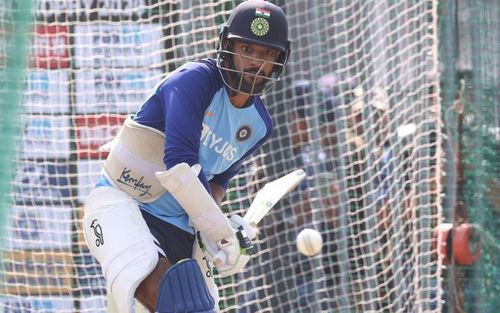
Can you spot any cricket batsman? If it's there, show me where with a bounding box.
[82,1,291,312]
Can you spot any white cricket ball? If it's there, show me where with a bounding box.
[296,228,323,256]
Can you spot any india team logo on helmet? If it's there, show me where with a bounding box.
[251,17,270,37]
[217,0,291,96]
[251,7,272,36]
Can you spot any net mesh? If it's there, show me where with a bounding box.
[0,1,442,312]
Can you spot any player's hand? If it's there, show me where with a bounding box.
[228,214,257,240]
[197,215,256,277]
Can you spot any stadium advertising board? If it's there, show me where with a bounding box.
[74,24,163,68]
[79,297,107,313]
[74,252,107,296]
[74,114,126,159]
[0,297,74,312]
[31,24,70,69]
[1,250,73,295]
[21,115,71,159]
[75,206,86,247]
[5,205,72,250]
[73,206,107,295]
[75,160,105,203]
[23,70,70,114]
[12,159,72,205]
[74,69,161,113]
[35,0,151,22]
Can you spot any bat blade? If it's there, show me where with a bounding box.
[244,169,306,227]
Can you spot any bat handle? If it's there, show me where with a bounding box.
[247,222,258,240]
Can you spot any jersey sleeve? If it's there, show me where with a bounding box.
[155,63,220,190]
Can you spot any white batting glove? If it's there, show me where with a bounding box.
[197,215,256,277]
[228,214,257,240]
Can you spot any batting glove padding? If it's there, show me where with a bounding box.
[197,216,256,277]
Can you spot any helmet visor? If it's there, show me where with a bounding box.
[216,47,287,96]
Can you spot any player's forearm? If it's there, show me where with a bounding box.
[155,163,234,242]
[209,182,225,205]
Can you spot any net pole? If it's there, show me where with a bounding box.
[467,1,487,310]
[0,0,32,246]
[440,1,460,310]
[441,0,459,221]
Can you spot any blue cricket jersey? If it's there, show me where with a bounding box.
[98,58,273,233]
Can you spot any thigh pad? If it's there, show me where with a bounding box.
[83,186,159,313]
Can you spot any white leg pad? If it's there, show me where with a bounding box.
[155,163,233,243]
[83,186,158,313]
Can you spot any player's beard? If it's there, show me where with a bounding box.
[229,68,269,95]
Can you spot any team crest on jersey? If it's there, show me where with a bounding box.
[236,125,252,142]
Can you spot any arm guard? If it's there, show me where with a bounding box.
[155,162,233,243]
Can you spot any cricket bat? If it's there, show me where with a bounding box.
[244,169,306,228]
[211,169,306,267]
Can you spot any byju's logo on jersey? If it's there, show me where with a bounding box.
[236,125,252,142]
[201,124,238,162]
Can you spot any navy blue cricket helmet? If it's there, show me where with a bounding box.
[217,0,291,96]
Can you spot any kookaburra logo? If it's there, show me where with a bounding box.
[196,231,213,278]
[90,219,104,247]
[202,256,213,278]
